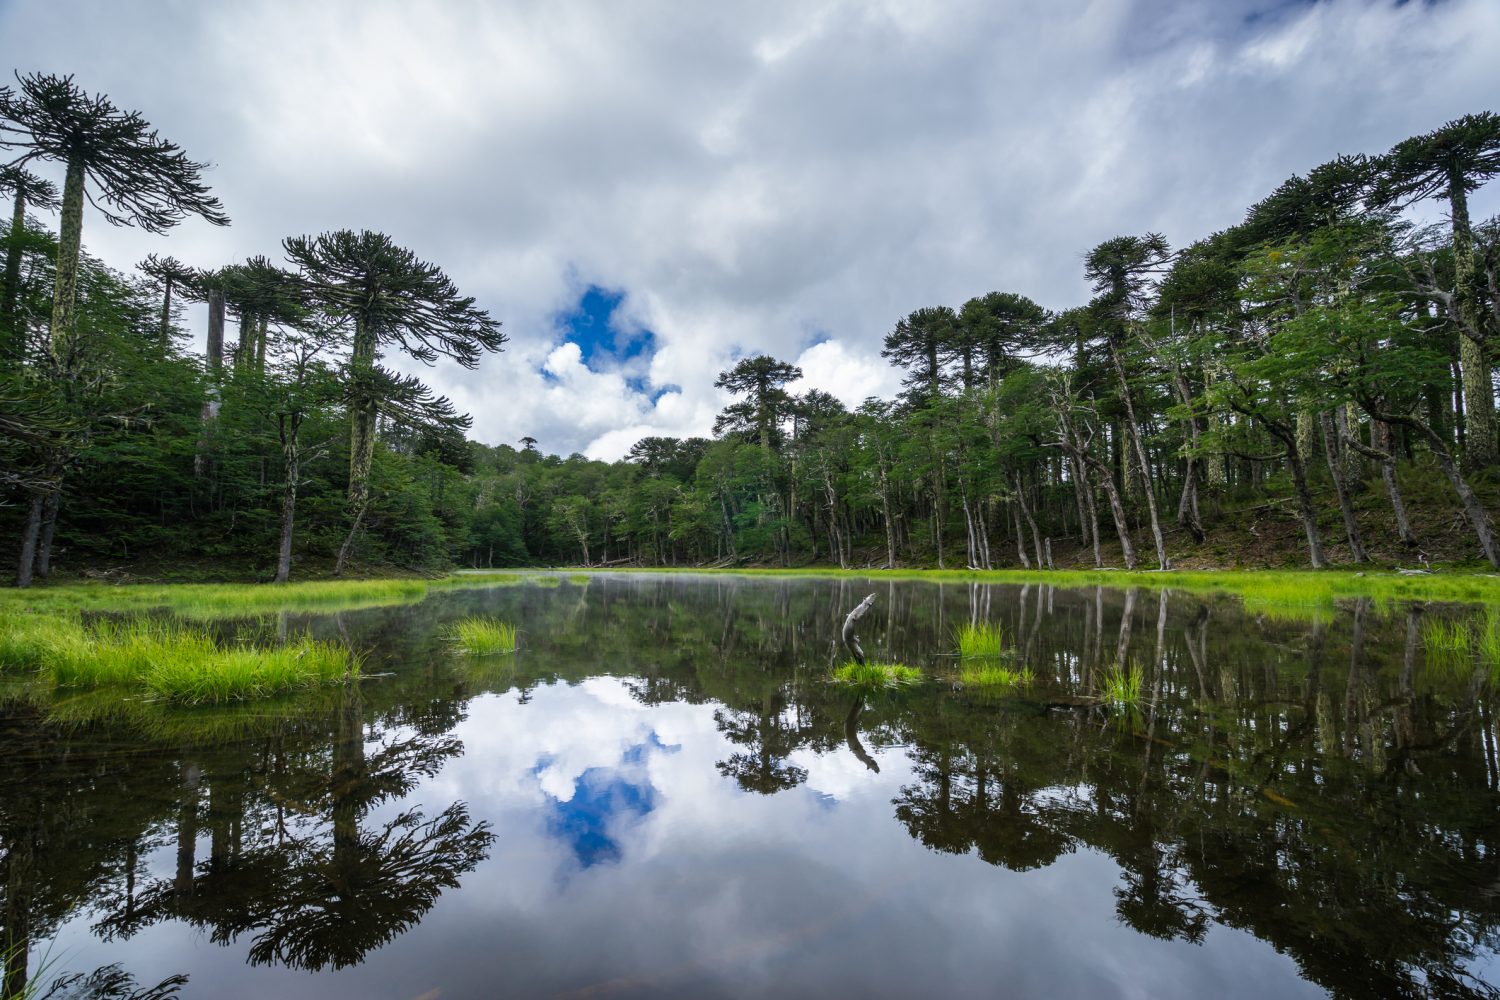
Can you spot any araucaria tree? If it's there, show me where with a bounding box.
[0,163,60,360]
[282,229,504,574]
[0,73,229,366]
[1371,112,1500,470]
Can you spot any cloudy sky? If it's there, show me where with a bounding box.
[3,0,1498,459]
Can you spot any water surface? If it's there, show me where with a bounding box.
[4,574,1499,999]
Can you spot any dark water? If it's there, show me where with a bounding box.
[4,574,1500,999]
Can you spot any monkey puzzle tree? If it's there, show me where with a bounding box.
[1371,113,1500,469]
[282,229,504,574]
[0,164,59,360]
[712,354,803,451]
[137,252,195,347]
[882,305,956,404]
[0,73,229,367]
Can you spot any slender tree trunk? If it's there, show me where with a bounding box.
[14,493,42,588]
[1011,500,1031,569]
[1451,183,1496,469]
[1377,421,1416,548]
[35,491,58,579]
[1087,453,1138,570]
[159,277,174,346]
[1320,410,1367,562]
[48,157,85,364]
[1110,342,1169,568]
[339,318,378,576]
[275,415,301,583]
[1,186,25,363]
[1286,446,1328,568]
[1014,474,1045,568]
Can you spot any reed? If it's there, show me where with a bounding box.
[443,617,519,655]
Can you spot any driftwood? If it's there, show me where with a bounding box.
[842,593,877,664]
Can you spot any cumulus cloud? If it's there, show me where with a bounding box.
[3,0,1498,459]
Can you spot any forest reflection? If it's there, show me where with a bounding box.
[3,574,1498,999]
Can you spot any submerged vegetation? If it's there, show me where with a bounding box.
[0,610,353,703]
[443,617,519,656]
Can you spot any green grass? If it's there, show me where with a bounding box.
[1099,667,1143,706]
[442,617,519,655]
[960,663,1033,690]
[1422,612,1500,680]
[527,574,562,587]
[567,574,592,585]
[0,610,355,703]
[831,660,922,689]
[956,622,1009,660]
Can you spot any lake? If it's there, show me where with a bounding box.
[3,573,1498,999]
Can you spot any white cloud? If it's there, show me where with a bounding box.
[4,0,1498,459]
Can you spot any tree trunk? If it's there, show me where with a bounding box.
[1,185,24,363]
[1011,500,1031,569]
[48,156,86,365]
[1110,343,1169,568]
[1320,410,1367,562]
[1286,446,1328,569]
[1451,183,1496,469]
[276,415,300,583]
[14,493,42,588]
[1087,453,1138,570]
[35,490,58,579]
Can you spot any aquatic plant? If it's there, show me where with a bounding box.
[959,663,1032,690]
[832,660,922,689]
[527,574,563,587]
[443,617,519,656]
[955,622,1009,660]
[567,574,592,586]
[1099,667,1143,706]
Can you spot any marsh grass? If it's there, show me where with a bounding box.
[1,611,355,703]
[443,617,519,656]
[1099,667,1143,706]
[960,663,1033,690]
[1422,612,1500,681]
[567,574,592,586]
[527,574,562,587]
[956,622,1009,660]
[832,660,922,689]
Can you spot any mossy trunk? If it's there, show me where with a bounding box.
[48,157,85,366]
[1320,410,1367,562]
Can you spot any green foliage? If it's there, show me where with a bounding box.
[1099,667,1143,706]
[959,663,1032,690]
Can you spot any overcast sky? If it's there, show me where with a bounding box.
[3,0,1498,459]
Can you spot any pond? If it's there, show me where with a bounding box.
[3,573,1499,999]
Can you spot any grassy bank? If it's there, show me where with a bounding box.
[573,566,1500,609]
[0,611,355,703]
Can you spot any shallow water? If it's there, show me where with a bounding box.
[3,574,1499,999]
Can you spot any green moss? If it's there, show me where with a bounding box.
[442,617,519,655]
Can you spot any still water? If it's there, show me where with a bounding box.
[3,573,1499,999]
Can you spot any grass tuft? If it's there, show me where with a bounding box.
[1099,667,1143,706]
[442,617,519,656]
[956,622,1009,660]
[960,663,1033,690]
[831,660,922,689]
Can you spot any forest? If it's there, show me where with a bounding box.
[3,71,1500,585]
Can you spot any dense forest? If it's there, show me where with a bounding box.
[3,71,1500,584]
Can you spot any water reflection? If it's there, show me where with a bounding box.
[1,574,1499,998]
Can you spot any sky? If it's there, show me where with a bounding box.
[2,0,1498,460]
